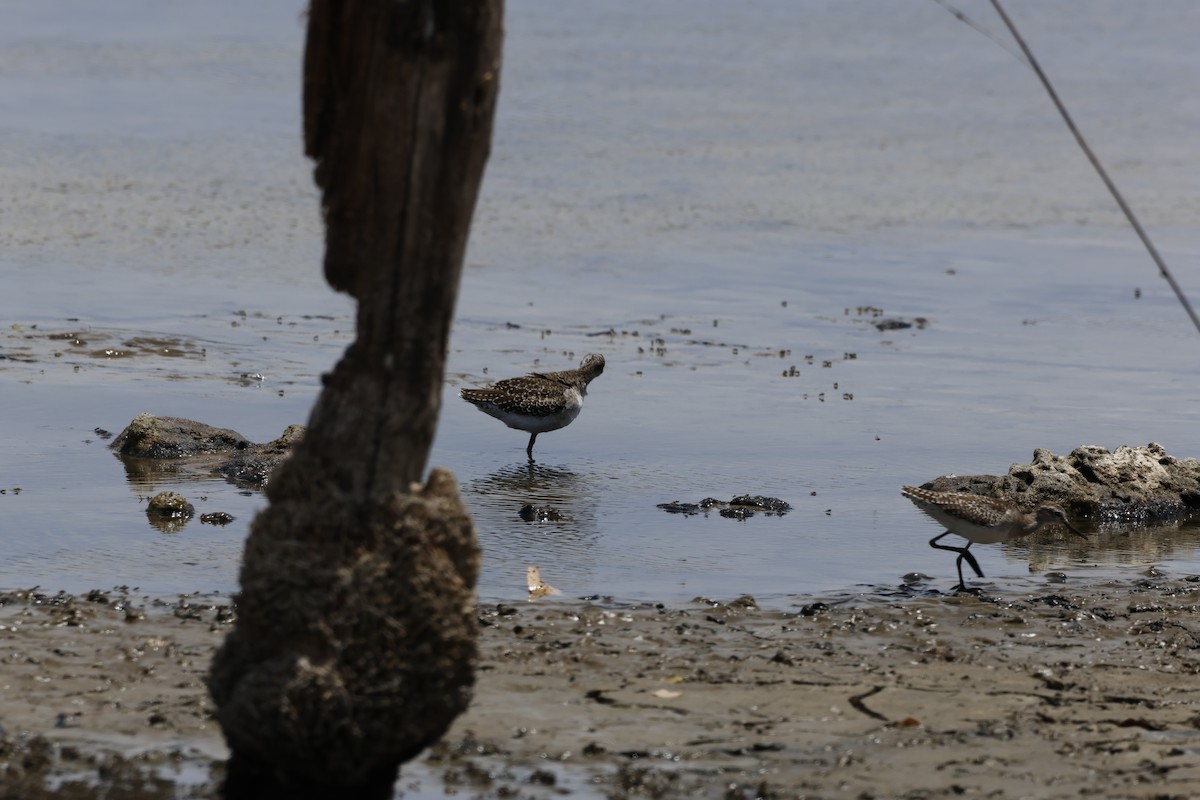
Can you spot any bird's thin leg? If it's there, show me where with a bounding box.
[929,531,963,554]
[959,545,984,579]
[929,532,951,547]
[954,553,967,591]
[929,532,985,590]
[526,433,537,460]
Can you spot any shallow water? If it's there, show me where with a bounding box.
[4,0,1200,607]
[443,228,1200,603]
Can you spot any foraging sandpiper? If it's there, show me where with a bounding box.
[901,485,1087,590]
[460,353,605,459]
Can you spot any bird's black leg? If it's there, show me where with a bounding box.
[526,433,537,460]
[930,531,985,590]
[959,545,984,579]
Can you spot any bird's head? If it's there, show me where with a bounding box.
[579,353,605,382]
[1035,503,1088,540]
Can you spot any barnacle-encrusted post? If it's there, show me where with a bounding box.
[207,3,503,797]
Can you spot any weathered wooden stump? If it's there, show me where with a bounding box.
[207,3,503,797]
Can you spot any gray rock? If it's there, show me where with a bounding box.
[110,413,303,488]
[145,490,195,533]
[216,424,305,488]
[111,412,250,458]
[146,491,195,518]
[921,443,1200,522]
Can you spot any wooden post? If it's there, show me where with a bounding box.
[207,2,502,797]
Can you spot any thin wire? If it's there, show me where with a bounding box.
[988,0,1200,335]
[927,0,1028,66]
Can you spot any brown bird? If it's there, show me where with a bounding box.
[902,485,1087,590]
[460,354,605,459]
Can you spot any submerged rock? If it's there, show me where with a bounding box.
[658,495,791,518]
[215,424,305,488]
[518,504,563,522]
[146,491,195,533]
[147,491,194,519]
[874,317,928,332]
[111,413,251,458]
[920,443,1200,523]
[111,413,303,489]
[729,495,792,513]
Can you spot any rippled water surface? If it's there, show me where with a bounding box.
[4,0,1200,605]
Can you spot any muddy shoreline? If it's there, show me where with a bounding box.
[4,578,1200,799]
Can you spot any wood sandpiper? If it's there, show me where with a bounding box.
[460,353,605,459]
[901,485,1087,590]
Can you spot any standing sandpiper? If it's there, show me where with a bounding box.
[901,485,1087,591]
[460,353,605,459]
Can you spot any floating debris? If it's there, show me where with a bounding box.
[526,566,561,599]
[519,504,563,522]
[729,495,792,513]
[657,495,791,518]
[874,317,928,332]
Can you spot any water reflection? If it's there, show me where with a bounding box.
[1012,516,1200,573]
[469,461,581,499]
[114,452,228,493]
[461,461,602,598]
[145,510,190,535]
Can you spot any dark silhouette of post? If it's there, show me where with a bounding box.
[207,3,503,798]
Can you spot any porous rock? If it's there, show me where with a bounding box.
[111,413,303,488]
[111,412,251,458]
[216,424,306,488]
[146,491,195,519]
[923,443,1200,522]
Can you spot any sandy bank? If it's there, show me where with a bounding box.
[3,577,1200,798]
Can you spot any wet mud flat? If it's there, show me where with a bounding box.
[4,580,1200,799]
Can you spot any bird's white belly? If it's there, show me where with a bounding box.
[496,387,583,433]
[954,525,1013,545]
[921,504,1015,544]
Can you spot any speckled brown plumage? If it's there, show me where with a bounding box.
[901,485,1086,590]
[460,354,605,459]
